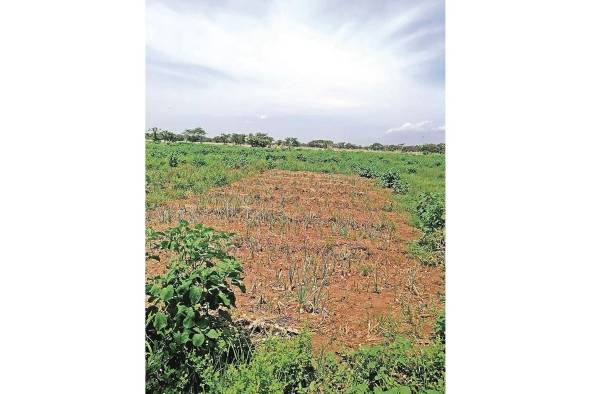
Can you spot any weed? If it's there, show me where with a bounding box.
[360,265,372,277]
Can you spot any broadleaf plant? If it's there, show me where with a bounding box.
[145,221,248,393]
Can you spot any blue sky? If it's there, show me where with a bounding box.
[146,0,444,144]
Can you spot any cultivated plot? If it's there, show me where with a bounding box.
[147,170,444,351]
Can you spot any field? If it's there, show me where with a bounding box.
[145,141,445,392]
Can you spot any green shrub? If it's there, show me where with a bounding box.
[169,153,179,167]
[354,165,378,179]
[432,311,445,344]
[416,193,445,233]
[380,170,409,194]
[192,158,207,167]
[145,221,248,393]
[212,173,229,187]
[296,153,307,162]
[223,155,249,169]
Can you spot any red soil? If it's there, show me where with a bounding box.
[146,170,444,351]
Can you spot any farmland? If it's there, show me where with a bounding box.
[145,140,445,393]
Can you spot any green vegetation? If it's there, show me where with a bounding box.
[409,193,446,266]
[146,221,445,393]
[145,140,445,393]
[145,141,445,226]
[212,332,444,393]
[145,222,249,393]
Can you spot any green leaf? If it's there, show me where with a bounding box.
[189,286,203,304]
[173,331,190,345]
[153,312,167,331]
[218,292,232,307]
[206,329,220,339]
[182,308,195,329]
[192,332,205,347]
[177,279,191,292]
[160,285,174,301]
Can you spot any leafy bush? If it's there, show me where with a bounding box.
[416,193,445,233]
[145,221,247,393]
[354,165,378,179]
[380,170,409,194]
[432,311,445,344]
[192,158,207,167]
[169,153,179,167]
[223,155,249,169]
[266,153,287,161]
[212,173,229,187]
[296,153,307,162]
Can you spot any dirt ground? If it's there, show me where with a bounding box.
[146,170,444,352]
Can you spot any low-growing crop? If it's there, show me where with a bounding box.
[212,173,229,187]
[354,165,378,178]
[416,192,445,233]
[192,158,207,167]
[380,170,409,194]
[169,153,179,167]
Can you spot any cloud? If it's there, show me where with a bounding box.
[146,0,445,144]
[386,120,444,133]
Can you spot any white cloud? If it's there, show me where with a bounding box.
[386,120,444,133]
[146,0,444,143]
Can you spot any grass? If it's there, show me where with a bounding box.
[146,141,445,226]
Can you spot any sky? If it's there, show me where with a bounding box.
[146,0,444,145]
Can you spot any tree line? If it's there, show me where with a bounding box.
[145,127,445,154]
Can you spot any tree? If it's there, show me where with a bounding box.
[284,137,300,148]
[148,127,161,141]
[212,134,231,144]
[369,143,385,151]
[307,139,334,149]
[183,127,206,142]
[229,133,246,145]
[246,133,274,148]
[160,130,176,142]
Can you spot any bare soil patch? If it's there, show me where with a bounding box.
[146,170,444,351]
